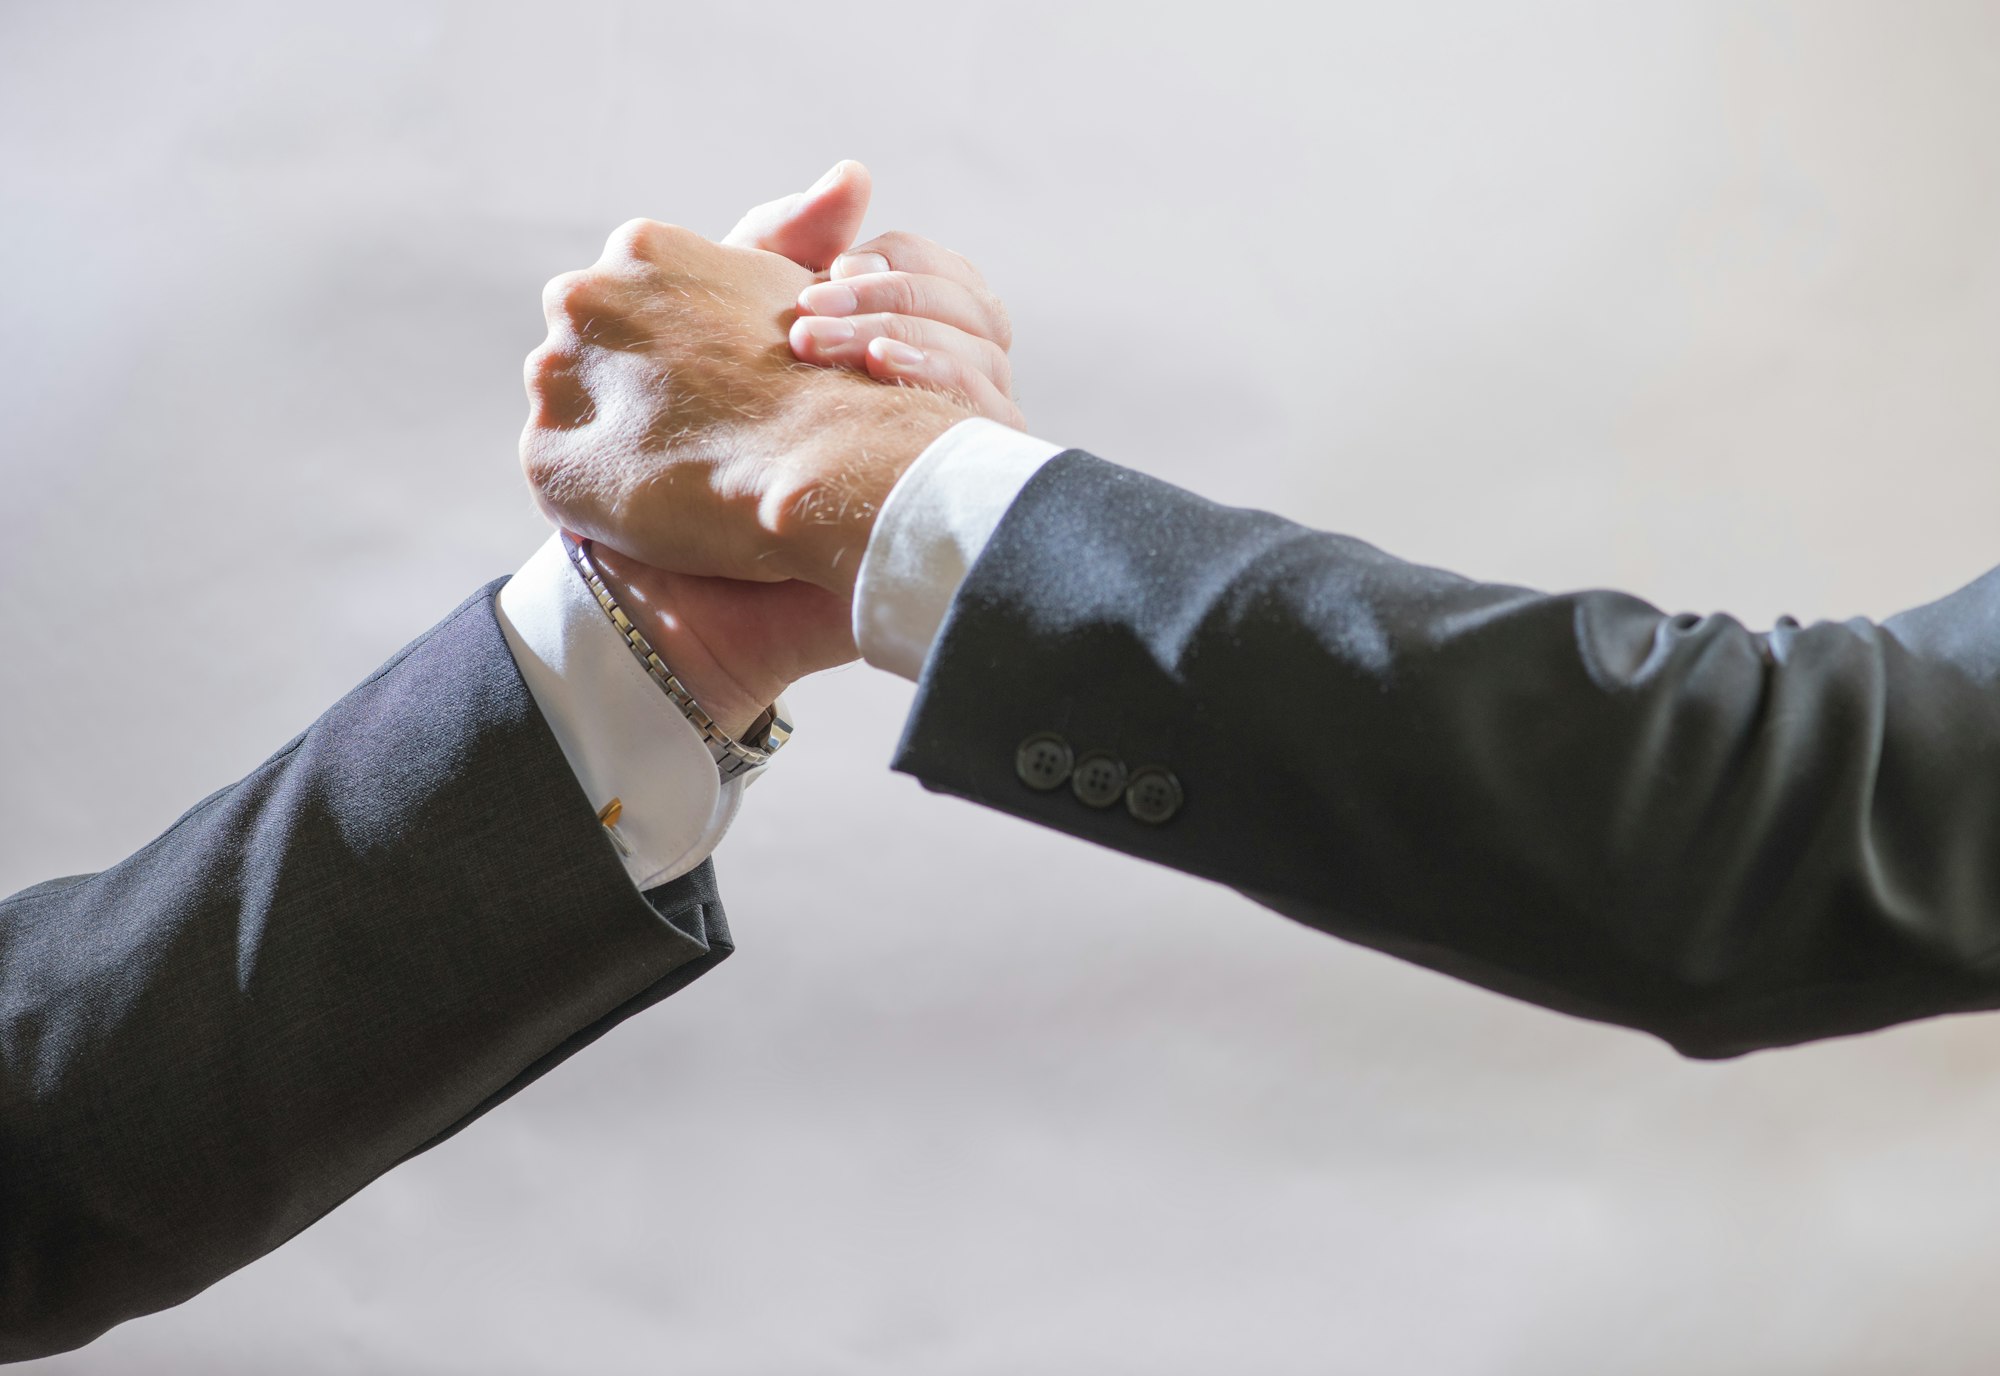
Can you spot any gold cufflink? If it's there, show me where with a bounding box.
[597,797,634,857]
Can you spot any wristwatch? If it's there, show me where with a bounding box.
[562,534,793,781]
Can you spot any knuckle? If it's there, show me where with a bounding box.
[871,271,922,315]
[522,344,550,390]
[523,341,566,389]
[878,311,925,345]
[984,339,1013,387]
[866,229,921,266]
[540,270,600,327]
[602,217,667,262]
[983,293,1014,349]
[960,326,1004,369]
[947,353,986,395]
[521,343,596,429]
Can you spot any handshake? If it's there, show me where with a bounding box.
[518,159,1016,740]
[508,170,2000,1363]
[13,152,1993,1367]
[508,157,2000,1086]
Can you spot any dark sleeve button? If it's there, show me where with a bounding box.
[1070,751,1128,808]
[1015,732,1075,791]
[1124,767,1183,824]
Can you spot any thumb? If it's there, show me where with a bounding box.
[721,159,872,271]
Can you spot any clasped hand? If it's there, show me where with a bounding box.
[519,161,1021,735]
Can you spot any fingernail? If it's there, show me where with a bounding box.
[798,282,859,316]
[810,160,849,194]
[798,316,856,348]
[871,338,925,370]
[832,252,889,279]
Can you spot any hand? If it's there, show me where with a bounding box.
[521,172,969,602]
[525,162,990,732]
[581,541,852,739]
[791,231,1023,429]
[544,162,880,736]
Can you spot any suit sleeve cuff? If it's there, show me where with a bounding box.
[852,418,1066,682]
[494,534,759,891]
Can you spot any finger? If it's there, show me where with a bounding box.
[522,343,594,431]
[721,160,872,271]
[829,231,1014,351]
[540,270,593,336]
[541,267,651,351]
[796,271,1011,349]
[789,312,1012,392]
[864,336,1024,430]
[830,229,984,289]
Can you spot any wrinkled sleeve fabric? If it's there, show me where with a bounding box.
[0,582,733,1363]
[891,451,2000,1060]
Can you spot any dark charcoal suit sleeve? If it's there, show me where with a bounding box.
[894,452,2000,1060]
[0,581,733,1363]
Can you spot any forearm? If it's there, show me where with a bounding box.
[891,451,2000,1057]
[0,583,731,1362]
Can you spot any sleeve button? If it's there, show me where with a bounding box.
[1124,767,1183,824]
[1015,732,1075,791]
[1070,751,1128,808]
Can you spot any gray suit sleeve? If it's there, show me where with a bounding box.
[0,581,733,1363]
[892,452,2000,1060]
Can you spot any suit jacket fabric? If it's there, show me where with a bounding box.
[894,451,2000,1060]
[0,582,731,1363]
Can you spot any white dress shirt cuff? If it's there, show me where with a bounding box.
[852,418,1065,682]
[495,534,766,892]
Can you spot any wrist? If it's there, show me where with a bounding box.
[763,384,964,597]
[586,547,781,740]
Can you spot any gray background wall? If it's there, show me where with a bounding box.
[5,2,2000,1371]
